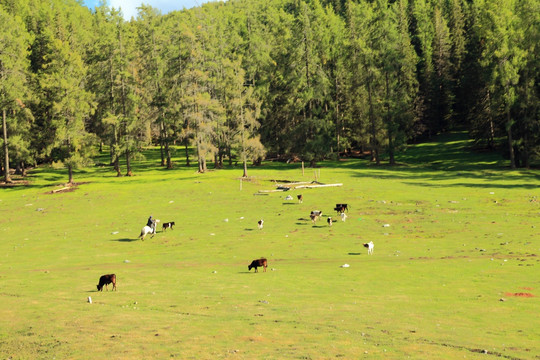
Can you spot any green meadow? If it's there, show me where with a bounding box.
[1,133,539,359]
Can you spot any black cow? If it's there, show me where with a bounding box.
[334,204,349,214]
[248,258,268,273]
[162,221,175,231]
[97,274,116,291]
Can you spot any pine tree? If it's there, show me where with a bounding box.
[513,0,540,167]
[430,5,454,133]
[477,0,526,169]
[39,32,96,183]
[444,0,467,125]
[136,5,173,168]
[410,0,435,137]
[0,7,32,183]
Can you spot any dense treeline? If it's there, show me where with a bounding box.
[1,0,538,182]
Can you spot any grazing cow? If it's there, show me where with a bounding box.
[162,221,175,231]
[327,217,333,226]
[97,274,116,291]
[297,194,303,203]
[310,210,322,223]
[248,258,268,272]
[285,195,293,200]
[334,204,349,214]
[363,241,374,255]
[258,219,264,230]
[341,212,348,222]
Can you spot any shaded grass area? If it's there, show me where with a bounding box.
[0,133,539,359]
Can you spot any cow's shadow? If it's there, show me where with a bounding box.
[348,252,362,256]
[111,238,139,242]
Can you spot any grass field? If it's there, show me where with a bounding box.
[1,133,539,359]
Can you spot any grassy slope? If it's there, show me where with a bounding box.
[0,133,539,359]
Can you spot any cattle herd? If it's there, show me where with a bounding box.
[97,195,374,291]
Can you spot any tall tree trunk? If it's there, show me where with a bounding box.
[126,149,132,176]
[367,70,379,164]
[386,73,395,165]
[487,90,495,149]
[507,109,516,169]
[165,140,172,169]
[159,123,165,166]
[335,77,341,159]
[522,131,530,169]
[241,108,247,177]
[68,164,73,184]
[2,109,11,183]
[184,142,190,167]
[197,135,205,173]
[113,125,121,176]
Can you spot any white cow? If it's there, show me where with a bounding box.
[363,241,374,255]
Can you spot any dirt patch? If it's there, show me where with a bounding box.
[504,292,535,297]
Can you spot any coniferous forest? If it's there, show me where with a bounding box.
[1,0,538,183]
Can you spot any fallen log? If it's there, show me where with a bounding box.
[294,183,343,189]
[52,186,71,193]
[258,181,342,192]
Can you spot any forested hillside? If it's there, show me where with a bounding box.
[1,0,538,183]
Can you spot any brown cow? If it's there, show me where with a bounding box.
[97,274,116,291]
[248,258,268,273]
